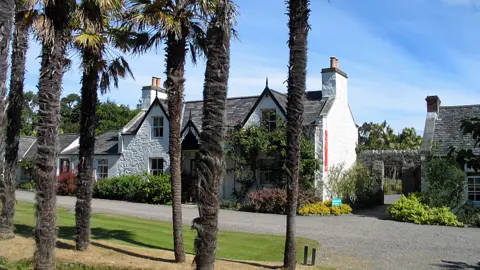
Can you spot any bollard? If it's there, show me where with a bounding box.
[303,246,308,265]
[312,248,316,266]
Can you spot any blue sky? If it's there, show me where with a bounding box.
[22,0,480,133]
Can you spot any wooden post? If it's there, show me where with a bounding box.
[312,248,316,266]
[303,246,308,265]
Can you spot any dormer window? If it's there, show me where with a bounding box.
[152,116,164,138]
[262,109,276,132]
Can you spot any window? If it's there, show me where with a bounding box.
[467,172,480,204]
[59,158,70,173]
[97,159,109,180]
[190,159,197,177]
[259,159,274,187]
[152,117,164,138]
[262,109,277,132]
[150,158,164,175]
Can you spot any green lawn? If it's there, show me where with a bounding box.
[13,201,319,262]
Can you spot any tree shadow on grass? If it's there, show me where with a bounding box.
[90,242,176,263]
[14,224,174,253]
[217,258,282,269]
[431,260,480,269]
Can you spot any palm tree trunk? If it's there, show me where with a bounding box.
[0,0,15,241]
[193,2,231,269]
[0,0,30,240]
[75,46,99,251]
[34,1,74,269]
[284,0,309,269]
[165,26,187,263]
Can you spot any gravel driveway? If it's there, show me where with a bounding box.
[15,191,479,270]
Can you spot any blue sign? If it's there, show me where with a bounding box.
[332,198,342,206]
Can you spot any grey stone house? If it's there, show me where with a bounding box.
[18,57,358,200]
[420,95,480,205]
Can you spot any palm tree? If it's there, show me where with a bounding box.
[0,0,32,240]
[283,0,310,269]
[125,0,208,262]
[192,0,234,268]
[74,0,134,251]
[0,0,15,241]
[34,0,76,268]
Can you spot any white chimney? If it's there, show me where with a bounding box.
[141,77,167,110]
[321,56,348,100]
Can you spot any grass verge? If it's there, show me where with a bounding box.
[13,201,319,263]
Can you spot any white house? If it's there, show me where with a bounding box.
[420,95,480,205]
[18,57,358,200]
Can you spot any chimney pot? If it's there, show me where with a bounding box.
[426,95,441,113]
[151,77,156,87]
[330,56,338,69]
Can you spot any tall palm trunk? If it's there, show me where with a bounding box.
[34,1,75,269]
[0,0,15,240]
[75,46,99,251]
[193,1,231,269]
[165,25,187,263]
[283,0,309,269]
[0,0,30,240]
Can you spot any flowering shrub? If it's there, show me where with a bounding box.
[57,172,77,196]
[298,201,352,216]
[298,203,330,216]
[246,188,321,214]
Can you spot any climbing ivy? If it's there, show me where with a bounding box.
[225,119,320,200]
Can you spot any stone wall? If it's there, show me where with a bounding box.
[357,150,420,168]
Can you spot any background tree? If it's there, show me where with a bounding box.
[21,91,38,136]
[0,0,32,240]
[60,93,80,133]
[33,0,76,268]
[73,0,134,251]
[357,121,422,152]
[284,0,310,269]
[193,0,234,268]
[96,101,140,134]
[0,0,15,241]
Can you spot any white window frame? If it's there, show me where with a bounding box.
[466,168,480,206]
[97,159,109,180]
[152,116,164,138]
[261,109,277,132]
[150,158,164,176]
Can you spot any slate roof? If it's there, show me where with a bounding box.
[22,133,79,159]
[122,88,333,136]
[431,105,480,156]
[62,131,119,155]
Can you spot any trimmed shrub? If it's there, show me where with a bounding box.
[246,188,321,214]
[387,194,463,227]
[298,201,352,216]
[19,181,36,191]
[57,172,77,196]
[340,203,353,214]
[220,200,241,211]
[298,203,331,216]
[94,173,171,204]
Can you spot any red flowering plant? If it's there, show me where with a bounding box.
[57,172,77,196]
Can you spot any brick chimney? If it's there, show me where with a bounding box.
[330,56,338,69]
[426,96,441,114]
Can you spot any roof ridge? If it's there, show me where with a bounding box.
[440,104,480,109]
[185,95,260,103]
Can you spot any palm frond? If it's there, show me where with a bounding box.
[99,56,134,93]
[73,32,107,50]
